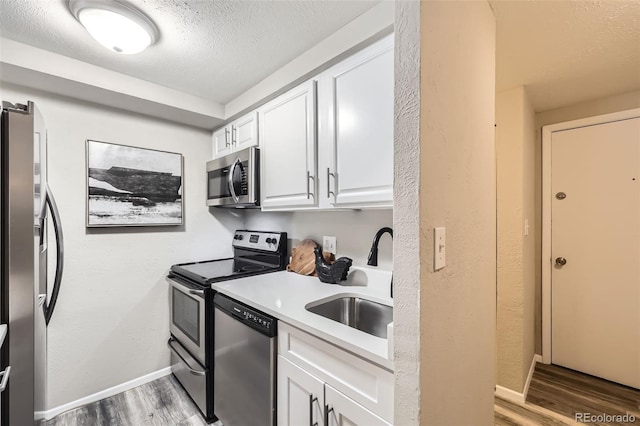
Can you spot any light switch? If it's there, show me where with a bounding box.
[434,227,446,271]
[524,219,530,236]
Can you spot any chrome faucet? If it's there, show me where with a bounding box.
[367,227,393,297]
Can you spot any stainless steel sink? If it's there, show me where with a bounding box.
[306,296,393,338]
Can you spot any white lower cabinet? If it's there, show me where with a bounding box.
[325,384,391,426]
[278,356,325,426]
[277,322,393,426]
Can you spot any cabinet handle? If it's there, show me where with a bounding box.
[309,395,318,426]
[307,171,315,199]
[225,128,231,147]
[232,125,237,145]
[324,405,334,426]
[326,168,336,199]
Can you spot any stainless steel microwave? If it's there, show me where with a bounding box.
[206,146,259,207]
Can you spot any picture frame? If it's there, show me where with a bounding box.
[86,140,184,227]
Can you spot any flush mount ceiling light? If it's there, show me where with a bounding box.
[69,0,159,54]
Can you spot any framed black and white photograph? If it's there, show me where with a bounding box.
[86,140,183,227]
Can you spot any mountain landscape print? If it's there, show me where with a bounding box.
[87,140,183,226]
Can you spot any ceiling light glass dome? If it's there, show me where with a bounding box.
[68,0,159,54]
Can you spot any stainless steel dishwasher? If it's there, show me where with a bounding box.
[213,293,277,426]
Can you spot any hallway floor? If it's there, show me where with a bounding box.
[495,363,640,425]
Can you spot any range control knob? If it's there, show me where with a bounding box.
[234,234,243,240]
[266,238,274,245]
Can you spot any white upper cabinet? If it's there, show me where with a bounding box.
[233,111,259,151]
[318,34,394,208]
[215,34,394,210]
[259,80,317,209]
[211,111,258,159]
[212,126,232,158]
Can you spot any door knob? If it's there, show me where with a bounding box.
[555,257,567,267]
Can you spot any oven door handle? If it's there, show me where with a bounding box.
[168,276,205,299]
[167,338,207,376]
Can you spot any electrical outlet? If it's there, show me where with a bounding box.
[323,236,337,255]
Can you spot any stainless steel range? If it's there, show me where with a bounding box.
[166,230,287,423]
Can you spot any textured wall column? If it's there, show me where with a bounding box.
[420,1,497,423]
[496,86,537,394]
[393,0,422,424]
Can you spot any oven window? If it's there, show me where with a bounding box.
[172,288,200,346]
[208,167,231,200]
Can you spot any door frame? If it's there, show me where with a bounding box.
[541,107,640,364]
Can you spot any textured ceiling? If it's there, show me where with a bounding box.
[0,0,380,104]
[493,0,640,112]
[1,0,637,113]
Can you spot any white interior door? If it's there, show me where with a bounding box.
[551,117,640,389]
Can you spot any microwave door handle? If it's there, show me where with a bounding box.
[227,157,241,203]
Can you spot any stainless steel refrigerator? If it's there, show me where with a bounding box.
[0,101,64,425]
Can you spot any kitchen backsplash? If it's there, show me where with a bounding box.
[242,209,394,270]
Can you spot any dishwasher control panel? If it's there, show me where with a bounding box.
[214,293,277,337]
[235,306,273,331]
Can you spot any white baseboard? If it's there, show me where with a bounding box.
[39,367,172,420]
[523,355,542,400]
[495,385,526,404]
[495,354,541,405]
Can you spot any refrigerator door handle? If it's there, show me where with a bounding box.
[0,366,11,392]
[43,184,64,326]
[38,193,47,253]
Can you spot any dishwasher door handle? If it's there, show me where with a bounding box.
[167,338,206,376]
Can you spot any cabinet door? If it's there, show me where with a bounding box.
[320,34,394,207]
[259,80,317,209]
[278,356,325,426]
[212,126,232,158]
[232,111,259,151]
[325,384,391,426]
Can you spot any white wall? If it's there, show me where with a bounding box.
[243,210,393,270]
[2,84,243,410]
[224,1,394,119]
[496,86,537,393]
[419,1,496,423]
[0,38,225,129]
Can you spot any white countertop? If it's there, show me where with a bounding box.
[211,266,394,371]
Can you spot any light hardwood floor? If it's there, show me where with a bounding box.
[496,363,640,426]
[42,375,217,426]
[42,363,640,425]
